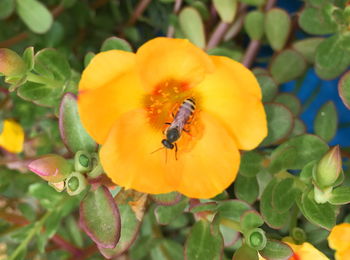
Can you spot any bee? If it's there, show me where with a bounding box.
[161,97,196,153]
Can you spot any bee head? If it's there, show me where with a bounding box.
[166,128,180,143]
[161,139,174,149]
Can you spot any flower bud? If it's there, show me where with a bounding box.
[87,153,103,178]
[314,186,332,204]
[245,228,267,251]
[292,227,306,244]
[74,151,92,173]
[28,154,73,183]
[314,146,341,188]
[0,48,27,76]
[66,172,88,196]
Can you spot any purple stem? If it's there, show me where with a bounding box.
[206,22,229,50]
[167,0,183,38]
[241,0,278,68]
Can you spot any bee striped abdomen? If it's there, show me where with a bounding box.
[171,98,195,131]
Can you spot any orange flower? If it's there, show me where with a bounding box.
[328,223,350,260]
[0,119,24,153]
[78,37,267,198]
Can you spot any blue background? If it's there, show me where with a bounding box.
[257,0,350,147]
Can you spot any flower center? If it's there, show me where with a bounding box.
[143,80,203,154]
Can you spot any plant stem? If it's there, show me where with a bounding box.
[127,0,152,26]
[167,0,183,38]
[241,0,277,68]
[9,211,51,260]
[206,21,229,50]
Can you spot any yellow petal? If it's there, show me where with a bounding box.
[78,68,144,144]
[79,50,136,91]
[174,112,240,198]
[136,37,214,92]
[328,223,350,252]
[335,246,350,260]
[197,56,267,150]
[285,241,329,260]
[0,119,24,153]
[99,109,174,194]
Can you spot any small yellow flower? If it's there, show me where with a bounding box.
[78,37,267,198]
[328,223,350,260]
[0,119,24,154]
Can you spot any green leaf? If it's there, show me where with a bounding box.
[190,202,218,213]
[270,134,328,169]
[298,5,337,35]
[17,81,61,107]
[100,37,133,52]
[259,239,293,260]
[339,71,350,109]
[213,0,237,23]
[260,179,289,229]
[268,146,297,174]
[22,47,34,71]
[28,183,62,210]
[150,239,183,260]
[179,7,205,49]
[260,103,294,146]
[185,220,223,260]
[270,49,307,84]
[314,101,338,142]
[315,34,350,80]
[272,178,299,213]
[34,48,71,82]
[299,161,317,183]
[59,93,97,153]
[239,151,264,177]
[329,186,350,205]
[80,186,121,248]
[233,244,258,260]
[151,192,182,205]
[240,210,264,232]
[84,52,95,68]
[256,74,278,102]
[234,175,259,204]
[154,198,188,225]
[239,0,265,6]
[265,8,291,51]
[98,203,142,258]
[219,225,239,247]
[292,38,324,63]
[244,10,265,40]
[290,118,306,137]
[207,47,243,61]
[274,93,301,116]
[216,200,252,222]
[0,0,14,20]
[300,190,337,230]
[16,0,53,34]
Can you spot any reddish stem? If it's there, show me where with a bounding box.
[167,0,183,38]
[206,21,229,50]
[127,0,152,26]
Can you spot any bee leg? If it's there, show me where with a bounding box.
[164,122,171,125]
[174,143,178,160]
[183,128,193,137]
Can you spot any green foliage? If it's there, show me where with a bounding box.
[1,0,350,259]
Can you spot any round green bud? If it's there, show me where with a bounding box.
[74,151,92,173]
[291,227,306,244]
[245,228,267,251]
[66,172,88,196]
[87,153,103,178]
